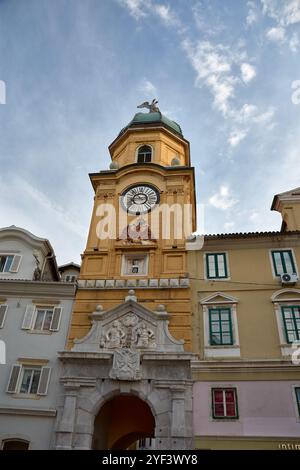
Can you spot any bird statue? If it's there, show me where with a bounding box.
[137,99,160,113]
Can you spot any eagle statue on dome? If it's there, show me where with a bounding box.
[137,98,160,113]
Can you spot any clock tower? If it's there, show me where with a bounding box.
[68,105,196,351]
[56,103,196,450]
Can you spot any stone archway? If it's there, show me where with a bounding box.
[92,394,155,450]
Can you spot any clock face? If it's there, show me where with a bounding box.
[121,184,160,214]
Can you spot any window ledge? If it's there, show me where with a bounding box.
[27,330,53,335]
[9,394,42,400]
[204,346,241,358]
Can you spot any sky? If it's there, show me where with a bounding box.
[0,0,300,264]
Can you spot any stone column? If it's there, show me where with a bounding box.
[171,387,186,437]
[55,384,79,450]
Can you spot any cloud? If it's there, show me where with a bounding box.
[139,79,157,95]
[261,0,300,27]
[192,1,225,36]
[118,0,148,19]
[224,221,235,231]
[289,32,300,51]
[182,39,239,116]
[241,62,256,83]
[228,129,247,147]
[209,186,239,210]
[246,1,259,26]
[118,0,180,27]
[266,26,286,42]
[262,1,300,50]
[153,4,178,26]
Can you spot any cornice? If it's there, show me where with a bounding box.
[0,280,76,298]
[191,358,300,373]
[0,406,57,417]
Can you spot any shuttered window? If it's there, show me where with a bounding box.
[0,304,8,328]
[281,306,300,343]
[271,250,297,276]
[22,305,62,332]
[37,367,51,395]
[6,364,22,393]
[0,254,22,273]
[21,305,35,330]
[206,253,228,279]
[6,364,51,396]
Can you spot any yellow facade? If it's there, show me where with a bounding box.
[68,120,196,351]
[190,188,300,449]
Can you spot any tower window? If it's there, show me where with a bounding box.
[137,145,152,163]
[122,254,148,276]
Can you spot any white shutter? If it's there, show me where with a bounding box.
[9,255,22,273]
[37,367,51,395]
[49,307,62,331]
[6,364,22,393]
[0,305,8,328]
[21,305,35,330]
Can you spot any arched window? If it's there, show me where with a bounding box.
[2,439,30,450]
[137,145,152,163]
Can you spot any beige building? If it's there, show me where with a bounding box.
[189,188,300,449]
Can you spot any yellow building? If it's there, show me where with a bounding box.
[55,107,196,450]
[189,187,300,449]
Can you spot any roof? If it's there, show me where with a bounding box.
[271,186,300,211]
[0,225,60,280]
[58,262,81,272]
[204,230,300,240]
[118,111,183,137]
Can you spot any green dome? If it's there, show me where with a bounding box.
[119,112,183,137]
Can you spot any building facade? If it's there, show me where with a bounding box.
[54,109,197,450]
[189,188,300,449]
[0,226,76,450]
[1,109,300,450]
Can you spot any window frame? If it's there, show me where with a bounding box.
[281,305,300,343]
[208,307,234,346]
[19,367,41,395]
[136,145,153,164]
[0,254,15,273]
[33,307,55,332]
[7,363,51,396]
[121,254,149,276]
[211,387,239,420]
[205,252,229,280]
[271,249,297,277]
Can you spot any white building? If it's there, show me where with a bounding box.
[0,226,76,450]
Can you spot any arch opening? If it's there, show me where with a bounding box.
[92,394,155,450]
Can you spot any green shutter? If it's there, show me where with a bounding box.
[272,250,297,276]
[206,253,228,279]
